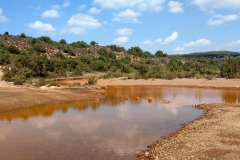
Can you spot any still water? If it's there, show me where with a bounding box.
[0,86,239,160]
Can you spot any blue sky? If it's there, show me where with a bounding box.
[0,0,240,54]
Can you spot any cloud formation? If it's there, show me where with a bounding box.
[191,0,240,10]
[42,9,60,18]
[67,13,102,29]
[161,32,178,45]
[116,28,133,36]
[168,1,183,13]
[173,47,185,54]
[28,21,55,34]
[112,9,142,23]
[62,0,70,7]
[141,38,162,45]
[207,14,239,26]
[93,0,165,12]
[184,39,211,47]
[88,7,101,14]
[113,37,129,44]
[0,8,8,22]
[227,40,240,46]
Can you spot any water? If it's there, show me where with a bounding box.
[0,86,239,160]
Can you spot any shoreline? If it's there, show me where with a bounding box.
[0,78,240,159]
[136,103,240,159]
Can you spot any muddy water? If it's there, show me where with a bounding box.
[0,86,239,160]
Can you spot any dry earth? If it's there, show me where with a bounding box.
[137,103,240,160]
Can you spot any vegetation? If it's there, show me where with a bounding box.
[0,33,240,86]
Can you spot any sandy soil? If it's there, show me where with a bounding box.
[97,77,240,90]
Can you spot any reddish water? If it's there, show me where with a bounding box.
[0,86,239,160]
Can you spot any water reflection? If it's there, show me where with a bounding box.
[0,86,239,160]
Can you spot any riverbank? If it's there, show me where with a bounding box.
[0,77,240,159]
[137,103,240,159]
[0,86,105,112]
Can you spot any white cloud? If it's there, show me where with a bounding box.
[61,27,87,35]
[191,0,240,10]
[52,5,60,10]
[116,28,133,36]
[88,7,101,14]
[141,40,154,45]
[141,38,162,45]
[112,9,142,23]
[113,37,129,44]
[67,13,102,29]
[28,5,41,10]
[168,1,183,13]
[62,0,70,7]
[28,21,55,34]
[184,39,211,47]
[173,47,185,54]
[207,14,239,26]
[0,8,9,22]
[227,40,240,46]
[42,9,60,18]
[78,4,86,10]
[93,0,165,12]
[161,32,178,45]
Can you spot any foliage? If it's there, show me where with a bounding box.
[220,57,238,78]
[71,41,89,48]
[109,45,125,52]
[8,45,19,54]
[155,50,167,57]
[38,36,53,44]
[31,38,46,52]
[62,46,75,56]
[90,41,98,46]
[88,76,97,85]
[59,39,67,44]
[20,33,26,38]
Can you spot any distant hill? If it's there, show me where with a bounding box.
[178,51,240,59]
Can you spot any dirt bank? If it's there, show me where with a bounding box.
[137,103,240,159]
[0,87,105,112]
[97,78,240,90]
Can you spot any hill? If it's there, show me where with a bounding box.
[0,33,240,86]
[178,51,240,59]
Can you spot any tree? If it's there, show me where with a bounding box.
[4,31,9,36]
[90,41,98,46]
[59,39,67,44]
[155,50,167,57]
[20,33,26,38]
[220,57,237,78]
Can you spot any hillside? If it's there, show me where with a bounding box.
[0,34,149,63]
[178,51,240,59]
[0,33,240,86]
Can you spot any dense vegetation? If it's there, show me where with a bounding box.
[0,32,240,86]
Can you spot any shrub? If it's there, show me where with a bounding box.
[20,33,26,38]
[13,75,25,85]
[48,81,59,87]
[8,45,19,54]
[88,76,97,85]
[37,78,47,86]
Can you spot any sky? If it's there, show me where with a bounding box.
[0,0,240,55]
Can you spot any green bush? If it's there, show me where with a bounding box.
[48,81,59,87]
[20,33,26,38]
[88,76,97,85]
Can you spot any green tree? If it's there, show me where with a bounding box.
[59,39,67,44]
[90,41,98,46]
[220,57,237,78]
[20,33,26,38]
